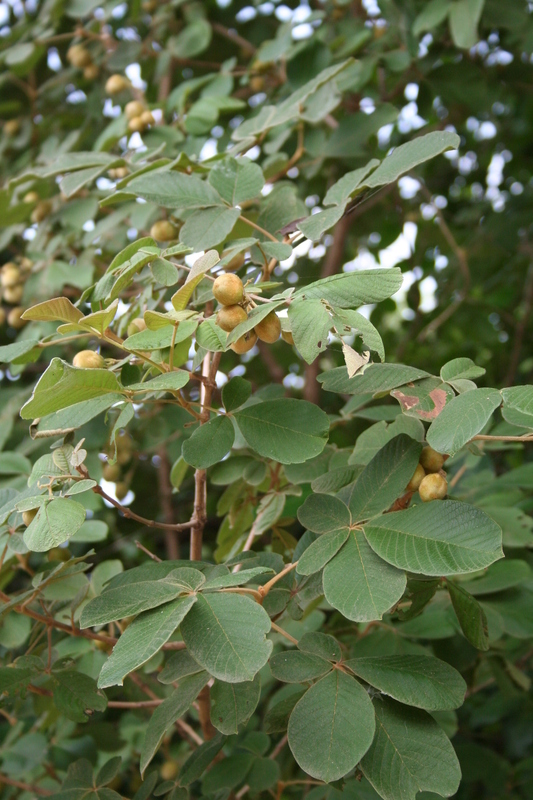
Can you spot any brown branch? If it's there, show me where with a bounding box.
[0,774,53,796]
[91,484,193,532]
[211,22,256,55]
[157,446,180,559]
[108,699,163,708]
[504,263,533,386]
[128,673,203,746]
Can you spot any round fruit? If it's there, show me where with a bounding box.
[1,263,21,288]
[102,463,122,482]
[419,473,448,502]
[254,311,281,343]
[109,166,129,180]
[419,446,445,473]
[19,257,33,272]
[7,307,26,329]
[114,481,129,501]
[281,330,294,345]
[160,761,179,781]
[216,305,247,332]
[67,44,92,68]
[150,220,177,241]
[250,75,265,93]
[230,330,257,354]
[31,199,52,224]
[23,191,39,204]
[125,100,145,120]
[222,250,245,272]
[4,120,20,136]
[105,74,129,95]
[3,285,24,304]
[406,463,425,492]
[48,547,71,562]
[213,274,244,306]
[83,64,99,81]
[22,508,38,526]
[127,317,147,336]
[128,116,145,133]
[140,110,155,127]
[73,350,105,369]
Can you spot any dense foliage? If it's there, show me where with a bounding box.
[1,1,533,799]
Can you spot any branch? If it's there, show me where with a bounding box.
[0,774,53,796]
[258,562,298,598]
[90,484,194,532]
[157,446,180,559]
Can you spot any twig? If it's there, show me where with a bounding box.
[259,562,298,597]
[0,774,53,796]
[241,215,280,243]
[472,433,533,442]
[108,699,163,708]
[211,22,256,55]
[91,484,194,532]
[129,673,203,746]
[270,621,298,645]
[135,541,162,562]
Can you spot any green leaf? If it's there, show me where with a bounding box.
[346,655,466,710]
[177,733,226,786]
[319,363,430,395]
[391,377,455,421]
[127,371,190,393]
[128,171,223,209]
[298,631,342,662]
[210,675,261,734]
[196,319,227,351]
[201,753,255,793]
[21,296,84,324]
[201,566,273,589]
[449,0,484,48]
[297,529,351,575]
[53,671,107,723]
[323,530,406,621]
[158,649,204,684]
[222,377,252,411]
[323,160,380,206]
[171,249,220,311]
[180,592,273,682]
[81,568,205,627]
[0,340,39,363]
[342,435,422,523]
[269,651,331,683]
[23,499,86,552]
[426,388,502,455]
[288,670,375,782]
[234,399,329,464]
[363,131,460,188]
[360,698,461,800]
[297,493,351,534]
[0,667,33,696]
[140,671,209,775]
[288,298,331,364]
[440,357,485,382]
[20,358,123,419]
[98,596,197,688]
[297,204,345,241]
[182,416,235,469]
[293,268,402,308]
[334,309,385,361]
[208,158,264,205]
[0,452,31,475]
[447,580,489,650]
[169,19,212,58]
[501,385,533,429]
[363,500,503,576]
[462,559,531,596]
[413,0,451,36]
[180,207,241,250]
[247,758,280,792]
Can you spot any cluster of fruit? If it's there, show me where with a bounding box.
[406,446,448,501]
[101,431,135,501]
[124,100,155,134]
[66,43,99,81]
[213,274,285,353]
[0,259,33,329]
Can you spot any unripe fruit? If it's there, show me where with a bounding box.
[67,44,92,68]
[254,311,281,343]
[216,305,247,332]
[31,199,52,224]
[406,463,425,492]
[140,110,155,127]
[73,350,105,369]
[23,191,39,204]
[83,64,99,81]
[109,166,129,180]
[22,508,38,526]
[48,547,71,562]
[7,307,26,329]
[281,330,294,345]
[127,317,147,336]
[160,761,179,781]
[128,116,145,133]
[1,263,21,288]
[213,274,244,306]
[222,250,245,272]
[114,481,129,500]
[3,285,24,304]
[102,463,122,482]
[105,74,129,95]
[4,120,20,136]
[125,100,145,120]
[419,473,448,502]
[230,330,257,354]
[150,220,177,241]
[19,257,33,272]
[419,446,445,473]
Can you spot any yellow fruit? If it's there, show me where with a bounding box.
[95,639,111,652]
[216,305,247,332]
[23,191,39,204]
[419,446,445,473]
[22,508,38,526]
[3,285,24,304]
[150,220,177,241]
[83,64,99,81]
[105,74,129,95]
[230,330,257,354]
[213,274,244,306]
[102,463,122,482]
[250,75,265,92]
[109,166,129,180]
[4,120,20,136]
[48,547,71,562]
[160,761,179,781]
[7,307,26,329]
[67,44,92,68]
[19,257,33,272]
[31,199,52,224]
[222,250,245,272]
[73,350,105,369]
[114,481,129,500]
[140,110,155,127]
[125,100,145,120]
[128,115,145,133]
[406,463,425,492]
[127,318,147,336]
[419,473,448,502]
[1,263,21,288]
[254,311,281,343]
[281,330,294,345]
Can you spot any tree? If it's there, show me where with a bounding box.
[0,0,532,798]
